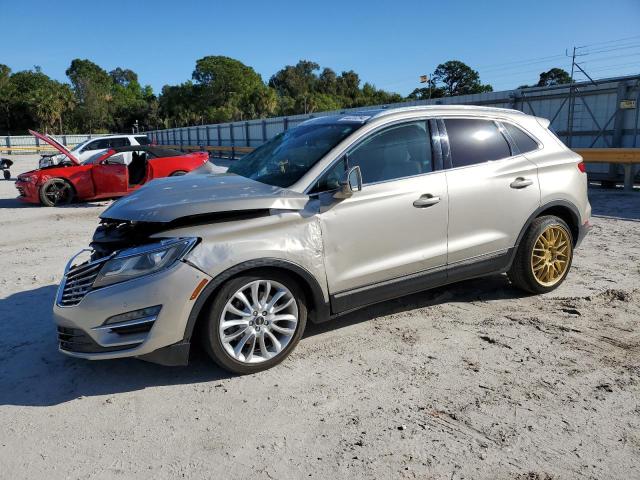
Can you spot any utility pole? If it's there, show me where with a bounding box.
[419,73,435,100]
[566,46,577,147]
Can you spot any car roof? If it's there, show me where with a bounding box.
[84,134,148,140]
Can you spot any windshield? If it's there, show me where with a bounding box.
[82,150,108,165]
[227,122,361,188]
[70,140,89,153]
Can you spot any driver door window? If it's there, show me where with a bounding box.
[311,121,432,194]
[350,121,432,184]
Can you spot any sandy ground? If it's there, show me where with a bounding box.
[0,155,639,480]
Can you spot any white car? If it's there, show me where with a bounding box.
[32,131,151,168]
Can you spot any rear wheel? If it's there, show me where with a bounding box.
[508,215,573,294]
[39,178,74,207]
[170,170,187,176]
[202,271,307,374]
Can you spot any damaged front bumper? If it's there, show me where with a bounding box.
[53,248,211,365]
[15,179,40,203]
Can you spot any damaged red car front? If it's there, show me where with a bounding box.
[16,130,210,206]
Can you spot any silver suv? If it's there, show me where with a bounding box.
[54,106,591,374]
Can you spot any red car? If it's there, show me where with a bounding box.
[16,131,209,206]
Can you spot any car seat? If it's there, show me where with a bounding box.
[128,152,147,185]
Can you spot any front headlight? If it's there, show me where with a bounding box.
[93,238,197,288]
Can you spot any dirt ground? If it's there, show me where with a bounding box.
[1,155,639,480]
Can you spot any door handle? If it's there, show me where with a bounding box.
[510,177,533,189]
[413,194,441,208]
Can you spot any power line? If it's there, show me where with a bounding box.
[574,62,640,74]
[481,56,569,73]
[578,51,640,65]
[475,53,566,71]
[576,34,640,49]
[580,42,640,56]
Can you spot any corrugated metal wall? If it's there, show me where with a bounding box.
[146,75,640,152]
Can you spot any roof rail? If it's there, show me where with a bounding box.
[367,104,526,121]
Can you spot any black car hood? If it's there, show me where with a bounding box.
[100,173,309,223]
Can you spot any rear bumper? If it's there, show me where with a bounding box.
[576,220,592,248]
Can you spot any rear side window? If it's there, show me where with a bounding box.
[110,137,130,148]
[444,118,511,168]
[135,136,151,145]
[502,122,539,154]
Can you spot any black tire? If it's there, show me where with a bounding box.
[39,178,75,207]
[3,170,9,180]
[202,271,307,374]
[508,215,574,294]
[170,170,187,176]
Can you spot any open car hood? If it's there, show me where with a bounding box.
[29,130,80,165]
[100,173,310,223]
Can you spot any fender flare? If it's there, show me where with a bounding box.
[181,258,330,344]
[513,199,581,252]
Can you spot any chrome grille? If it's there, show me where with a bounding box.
[58,257,108,306]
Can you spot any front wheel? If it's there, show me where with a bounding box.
[39,178,74,207]
[202,271,307,374]
[508,215,574,294]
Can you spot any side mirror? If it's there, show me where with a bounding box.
[104,154,125,165]
[334,165,363,199]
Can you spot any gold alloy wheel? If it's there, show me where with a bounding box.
[531,225,572,287]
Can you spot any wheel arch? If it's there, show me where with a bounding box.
[515,200,581,249]
[182,258,330,349]
[39,176,77,204]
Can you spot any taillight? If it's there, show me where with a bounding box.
[577,162,586,173]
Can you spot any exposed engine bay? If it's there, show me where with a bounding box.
[90,210,271,260]
[38,154,74,169]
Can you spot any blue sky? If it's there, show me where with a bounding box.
[2,0,639,95]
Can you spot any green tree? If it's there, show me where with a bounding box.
[159,82,200,127]
[0,64,14,133]
[268,60,320,98]
[359,82,405,106]
[317,68,338,95]
[192,55,266,122]
[66,59,113,132]
[109,67,154,132]
[239,86,279,119]
[336,70,360,102]
[536,68,571,87]
[432,60,493,96]
[4,68,75,134]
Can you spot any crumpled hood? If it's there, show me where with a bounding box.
[100,173,310,223]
